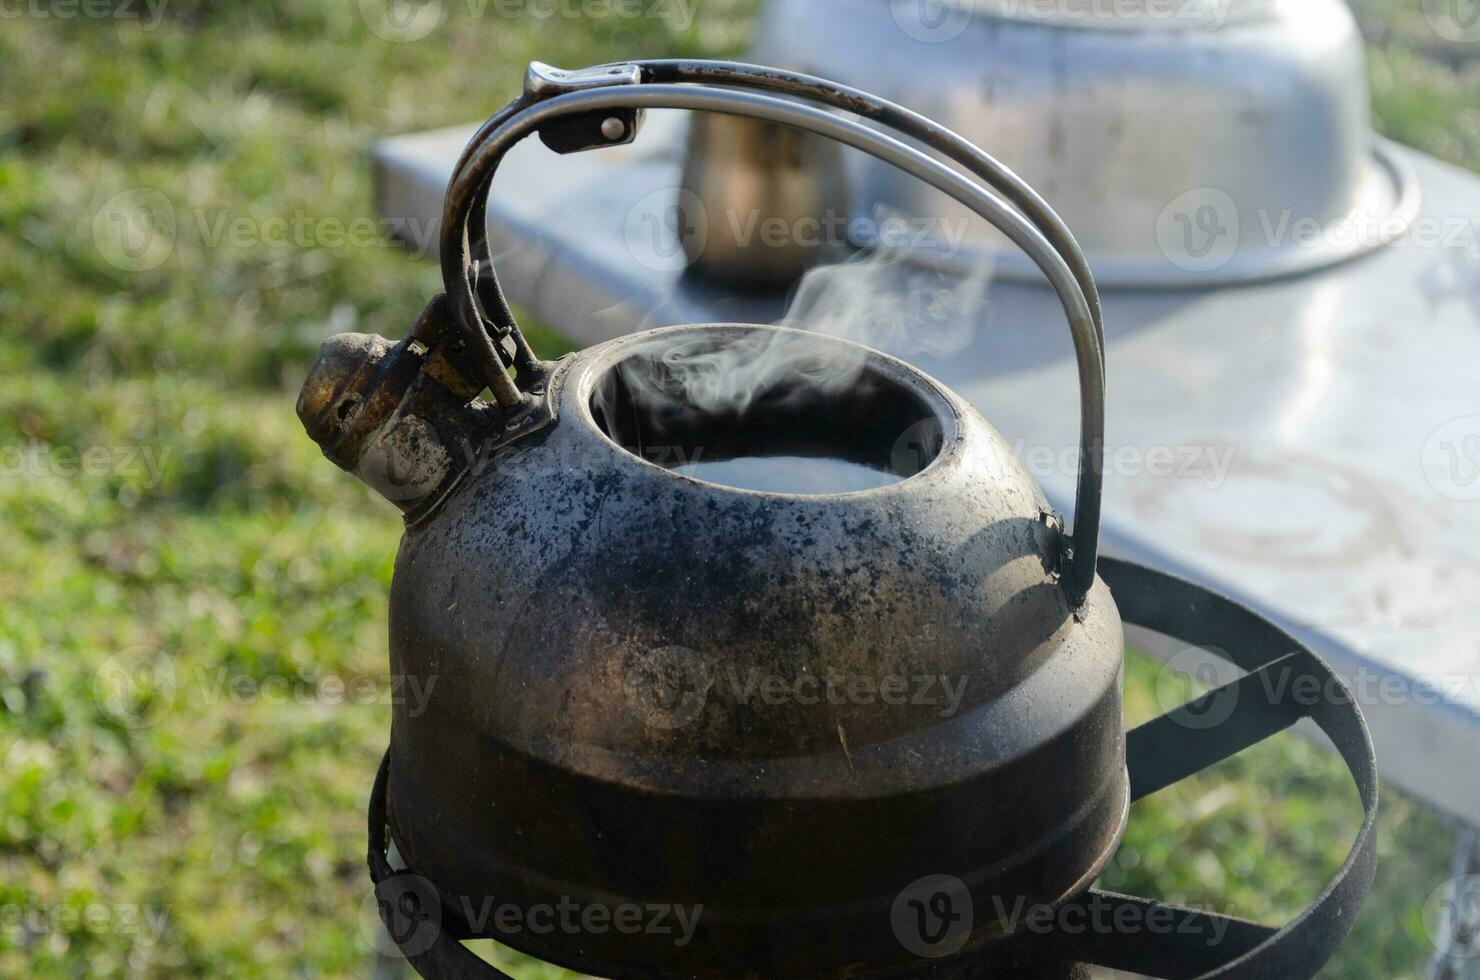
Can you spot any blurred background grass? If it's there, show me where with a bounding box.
[0,1,1474,976]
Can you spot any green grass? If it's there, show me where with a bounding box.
[0,2,1471,976]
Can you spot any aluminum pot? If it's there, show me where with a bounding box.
[746,0,1418,285]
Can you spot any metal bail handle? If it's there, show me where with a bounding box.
[441,60,1106,604]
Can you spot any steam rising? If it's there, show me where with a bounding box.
[623,247,992,418]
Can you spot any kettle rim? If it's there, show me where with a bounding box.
[566,322,967,502]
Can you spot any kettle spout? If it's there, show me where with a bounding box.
[297,300,487,518]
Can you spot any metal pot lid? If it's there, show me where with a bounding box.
[751,0,1422,287]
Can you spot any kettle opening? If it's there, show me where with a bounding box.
[587,336,946,494]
